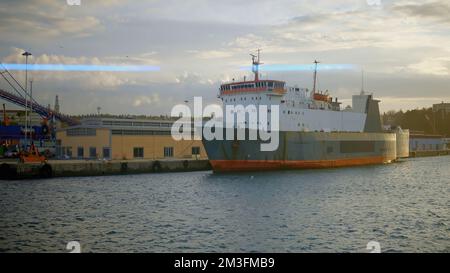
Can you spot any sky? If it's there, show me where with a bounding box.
[0,0,449,115]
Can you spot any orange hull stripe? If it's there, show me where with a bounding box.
[210,156,392,172]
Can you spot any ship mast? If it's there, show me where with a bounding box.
[313,60,320,94]
[250,49,262,82]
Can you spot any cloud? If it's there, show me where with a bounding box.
[1,0,450,115]
[392,1,450,24]
[405,57,450,76]
[1,47,162,88]
[133,93,160,107]
[378,96,450,112]
[192,50,234,59]
[174,71,215,85]
[0,1,102,39]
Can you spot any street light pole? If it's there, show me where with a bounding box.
[22,51,32,148]
[30,80,33,138]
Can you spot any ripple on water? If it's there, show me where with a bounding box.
[0,156,449,252]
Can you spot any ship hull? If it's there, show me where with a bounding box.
[202,131,398,172]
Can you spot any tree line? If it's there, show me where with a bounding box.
[382,107,450,137]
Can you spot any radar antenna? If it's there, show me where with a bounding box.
[250,49,263,81]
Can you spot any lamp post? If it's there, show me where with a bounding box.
[22,51,32,148]
[30,80,33,137]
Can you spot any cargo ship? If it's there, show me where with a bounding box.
[202,52,408,172]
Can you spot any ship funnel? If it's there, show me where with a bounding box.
[353,94,382,132]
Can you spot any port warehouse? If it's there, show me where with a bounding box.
[409,132,449,151]
[55,117,207,160]
[412,102,450,151]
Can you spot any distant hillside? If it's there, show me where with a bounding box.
[382,108,450,137]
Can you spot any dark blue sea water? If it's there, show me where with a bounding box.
[0,156,449,253]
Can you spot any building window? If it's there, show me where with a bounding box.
[192,146,200,155]
[89,147,97,158]
[66,147,73,158]
[77,147,84,158]
[103,147,111,159]
[164,147,174,158]
[133,147,144,158]
[56,146,62,157]
[67,128,96,136]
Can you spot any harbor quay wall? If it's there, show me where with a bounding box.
[0,159,212,180]
[409,150,450,158]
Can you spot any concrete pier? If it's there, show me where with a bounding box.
[409,150,450,158]
[0,159,212,180]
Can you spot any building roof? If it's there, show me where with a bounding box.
[433,102,450,111]
[57,117,180,132]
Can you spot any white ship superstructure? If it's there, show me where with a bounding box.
[219,52,371,132]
